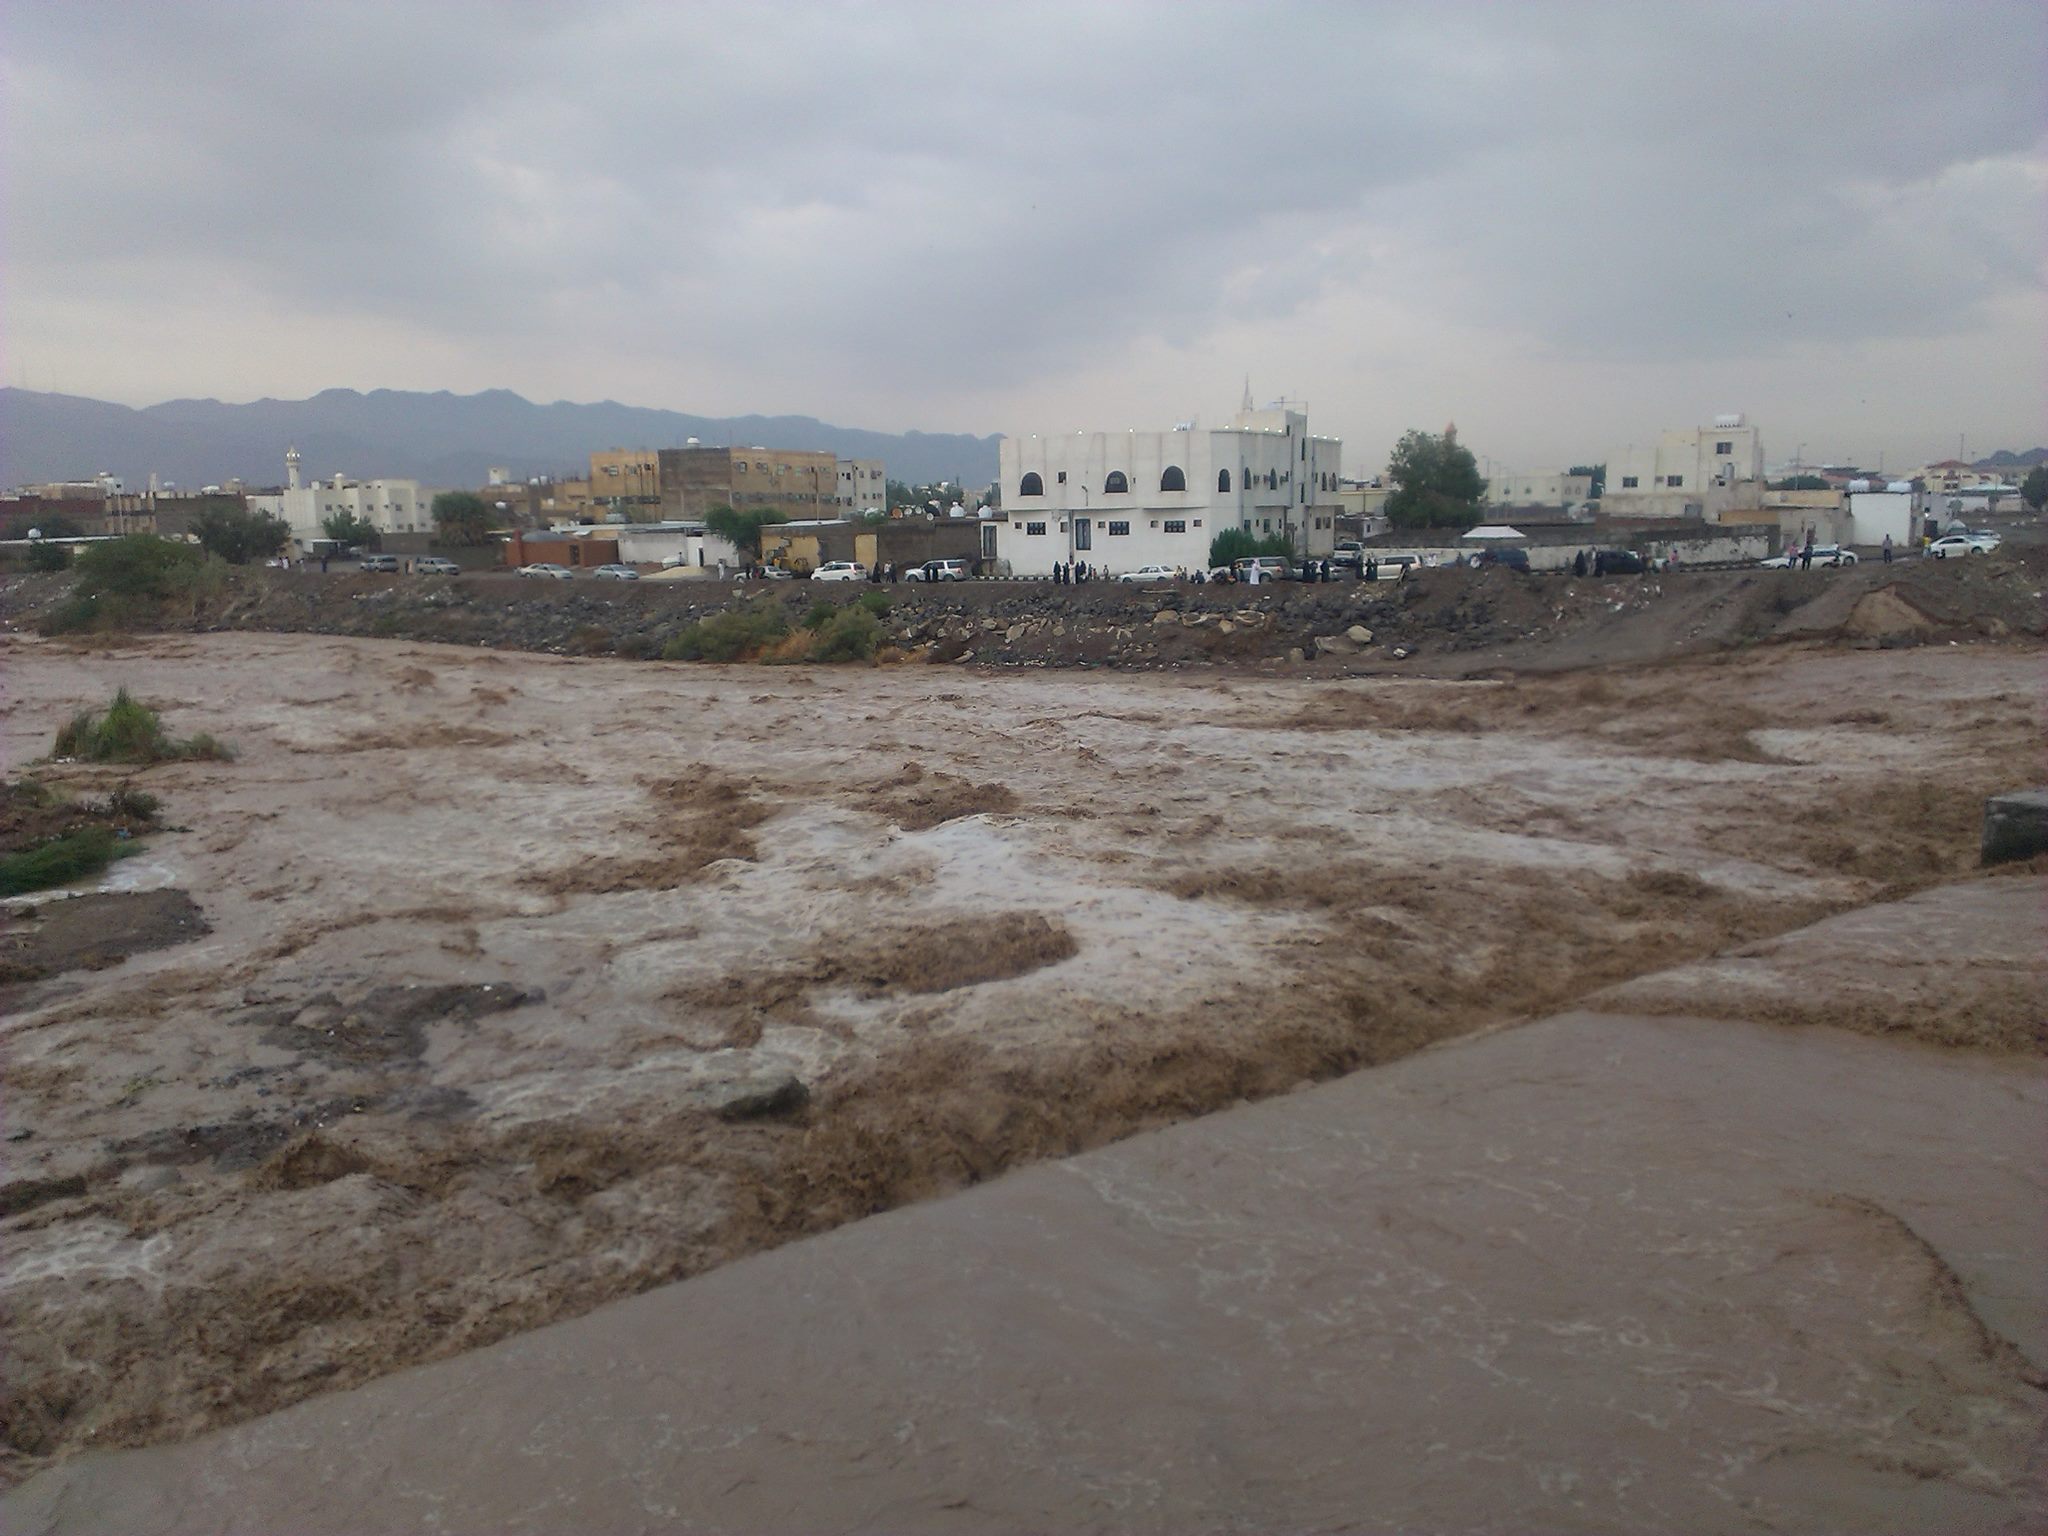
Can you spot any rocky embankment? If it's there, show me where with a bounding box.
[7,544,2044,671]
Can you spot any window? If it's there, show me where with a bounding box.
[1105,471,1129,494]
[1057,470,1067,484]
[1164,519,1186,533]
[1621,475,1639,489]
[1193,519,1202,528]
[1666,474,1684,488]
[1300,440,1307,461]
[736,462,747,474]
[1020,472,1044,496]
[1074,519,1092,550]
[1107,521,1130,536]
[1160,465,1185,492]
[1218,469,1232,492]
[1026,521,1047,536]
[1266,470,1277,489]
[1715,440,1732,455]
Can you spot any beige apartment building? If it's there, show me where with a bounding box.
[657,446,838,519]
[589,449,661,510]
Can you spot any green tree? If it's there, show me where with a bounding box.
[1568,464,1606,498]
[191,504,291,564]
[29,512,85,540]
[27,540,71,572]
[1385,430,1486,528]
[2020,465,2048,513]
[320,511,380,549]
[704,504,789,559]
[1770,475,1832,492]
[432,491,496,546]
[1207,527,1296,569]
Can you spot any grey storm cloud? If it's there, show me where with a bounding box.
[5,0,2044,448]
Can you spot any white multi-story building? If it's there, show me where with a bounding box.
[1600,414,1766,520]
[1597,415,1761,524]
[250,451,445,540]
[1486,468,1594,508]
[835,458,886,515]
[990,393,1341,576]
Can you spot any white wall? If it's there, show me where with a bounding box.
[1847,491,1917,547]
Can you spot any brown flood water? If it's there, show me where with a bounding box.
[0,631,2041,1497]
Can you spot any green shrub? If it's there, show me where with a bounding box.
[104,784,162,821]
[51,688,233,764]
[614,633,657,660]
[661,608,790,662]
[802,600,837,632]
[72,536,207,599]
[856,591,892,618]
[807,605,882,663]
[27,542,70,573]
[0,826,118,898]
[36,594,102,636]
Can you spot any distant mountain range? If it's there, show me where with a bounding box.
[1972,447,2048,470]
[0,387,1001,492]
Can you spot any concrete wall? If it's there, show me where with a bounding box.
[1847,491,1917,548]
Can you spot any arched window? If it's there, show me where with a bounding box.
[1217,469,1232,493]
[1266,469,1277,490]
[1019,472,1043,497]
[1105,471,1129,494]
[1160,465,1185,493]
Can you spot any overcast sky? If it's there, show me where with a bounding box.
[7,1,2044,471]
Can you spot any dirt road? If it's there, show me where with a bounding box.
[0,630,2039,1478]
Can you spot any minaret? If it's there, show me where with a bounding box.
[285,446,301,491]
[1241,376,1255,414]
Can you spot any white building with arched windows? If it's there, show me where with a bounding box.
[991,395,1342,576]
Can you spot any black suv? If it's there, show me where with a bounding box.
[1592,549,1644,575]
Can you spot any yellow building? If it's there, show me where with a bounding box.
[589,449,660,508]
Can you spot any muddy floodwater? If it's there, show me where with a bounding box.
[0,630,2040,1483]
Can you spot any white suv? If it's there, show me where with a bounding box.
[909,559,970,582]
[811,561,866,582]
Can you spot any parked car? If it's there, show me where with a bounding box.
[1760,545,1857,569]
[1592,549,1644,575]
[1928,532,2000,558]
[1232,556,1294,583]
[1117,564,1178,583]
[358,553,400,573]
[1465,547,1531,572]
[811,560,866,582]
[661,551,692,569]
[518,563,574,580]
[1363,554,1417,581]
[1330,541,1366,570]
[908,558,970,582]
[590,563,640,581]
[758,564,795,580]
[415,556,462,576]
